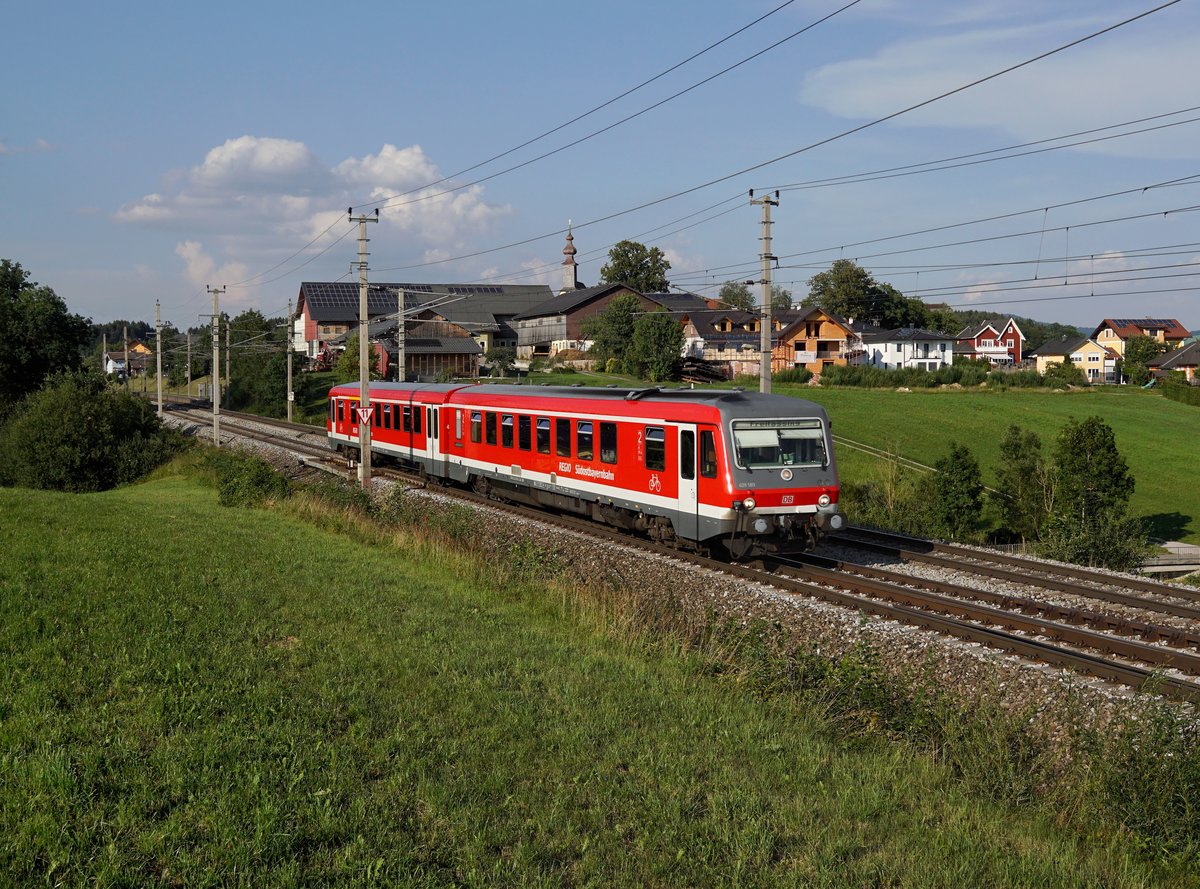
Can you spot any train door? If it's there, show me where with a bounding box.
[676,424,699,539]
[425,405,443,474]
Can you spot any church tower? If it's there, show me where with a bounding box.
[560,222,578,295]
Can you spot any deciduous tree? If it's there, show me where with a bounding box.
[990,425,1054,544]
[929,442,983,540]
[626,309,683,382]
[718,281,754,311]
[600,241,671,293]
[583,293,642,372]
[1120,334,1167,386]
[0,259,91,413]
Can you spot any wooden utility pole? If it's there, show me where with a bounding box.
[749,189,779,394]
[350,208,379,488]
[207,286,224,444]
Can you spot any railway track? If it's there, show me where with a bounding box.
[185,410,1200,703]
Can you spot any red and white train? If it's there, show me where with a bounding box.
[328,382,843,558]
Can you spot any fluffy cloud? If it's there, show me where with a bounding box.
[798,7,1198,158]
[115,136,511,287]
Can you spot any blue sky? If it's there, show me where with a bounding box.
[3,0,1197,329]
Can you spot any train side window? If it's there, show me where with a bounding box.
[555,418,571,457]
[645,426,665,471]
[470,411,482,443]
[430,408,438,439]
[485,412,497,445]
[455,410,463,441]
[681,430,695,480]
[380,404,389,430]
[501,414,514,448]
[329,400,335,423]
[700,430,717,478]
[577,421,593,461]
[536,418,551,454]
[518,415,531,451]
[600,422,617,464]
[373,407,380,427]
[402,406,411,432]
[336,401,343,424]
[414,406,422,435]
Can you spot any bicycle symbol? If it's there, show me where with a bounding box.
[649,474,662,493]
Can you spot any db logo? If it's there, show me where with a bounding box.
[781,495,794,505]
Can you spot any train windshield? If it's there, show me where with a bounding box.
[731,419,826,470]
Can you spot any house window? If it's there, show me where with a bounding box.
[1007,339,1014,348]
[645,427,665,471]
[981,338,994,348]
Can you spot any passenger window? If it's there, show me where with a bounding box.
[431,408,438,439]
[381,404,390,430]
[681,430,695,480]
[536,418,551,454]
[402,405,411,433]
[485,412,497,445]
[471,411,482,443]
[501,414,514,448]
[455,410,463,441]
[336,401,343,423]
[700,430,717,478]
[518,415,531,451]
[330,400,335,423]
[556,418,571,457]
[600,422,617,465]
[414,406,422,435]
[577,421,593,461]
[645,426,665,471]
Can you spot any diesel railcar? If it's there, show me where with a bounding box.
[328,382,842,558]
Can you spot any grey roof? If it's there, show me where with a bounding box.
[643,291,712,313]
[511,284,637,321]
[861,327,952,344]
[1029,335,1089,357]
[1149,340,1200,368]
[382,335,481,356]
[299,281,553,332]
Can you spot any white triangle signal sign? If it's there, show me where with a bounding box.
[356,406,374,425]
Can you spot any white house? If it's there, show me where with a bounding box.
[860,328,955,371]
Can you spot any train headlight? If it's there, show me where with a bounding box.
[818,493,832,508]
[742,497,756,511]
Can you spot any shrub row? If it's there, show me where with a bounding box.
[1163,380,1200,407]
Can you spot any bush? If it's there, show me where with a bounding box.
[773,367,812,385]
[1163,380,1200,407]
[207,449,291,507]
[0,371,188,492]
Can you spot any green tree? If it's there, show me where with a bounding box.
[226,309,289,415]
[583,293,642,372]
[334,333,383,384]
[0,370,186,492]
[928,442,983,540]
[600,241,671,293]
[627,309,683,382]
[1036,416,1147,570]
[771,284,793,311]
[803,259,928,328]
[1121,335,1167,385]
[1042,358,1087,389]
[485,346,516,377]
[990,425,1054,545]
[0,259,92,414]
[718,281,754,311]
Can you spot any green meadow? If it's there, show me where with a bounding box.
[2,468,1193,887]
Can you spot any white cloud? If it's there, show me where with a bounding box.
[175,241,250,299]
[798,10,1199,159]
[115,136,511,289]
[0,137,53,156]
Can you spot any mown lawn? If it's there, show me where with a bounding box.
[0,475,1188,886]
[773,384,1200,544]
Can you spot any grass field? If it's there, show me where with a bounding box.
[1,470,1194,886]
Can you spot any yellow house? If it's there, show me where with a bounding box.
[1030,335,1118,383]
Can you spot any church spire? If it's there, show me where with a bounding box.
[560,220,578,294]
